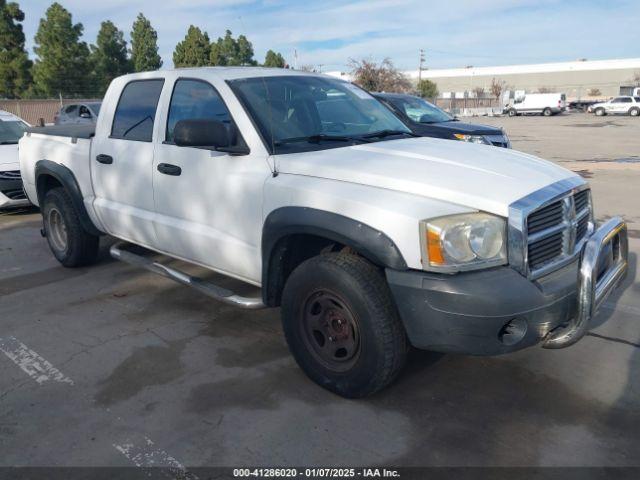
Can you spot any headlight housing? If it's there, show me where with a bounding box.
[419,213,507,272]
[453,133,490,145]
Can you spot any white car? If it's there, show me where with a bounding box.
[588,96,640,116]
[0,110,30,209]
[19,68,628,397]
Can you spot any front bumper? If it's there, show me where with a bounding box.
[0,171,30,208]
[386,217,628,355]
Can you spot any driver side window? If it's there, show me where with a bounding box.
[166,79,233,143]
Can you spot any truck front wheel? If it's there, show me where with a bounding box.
[42,187,99,267]
[281,253,407,398]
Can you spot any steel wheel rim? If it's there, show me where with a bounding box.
[47,207,68,253]
[301,289,361,372]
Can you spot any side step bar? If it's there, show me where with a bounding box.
[109,242,266,310]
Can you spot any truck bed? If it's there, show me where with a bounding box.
[20,125,95,208]
[25,124,95,139]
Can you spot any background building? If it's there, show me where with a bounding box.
[328,58,640,100]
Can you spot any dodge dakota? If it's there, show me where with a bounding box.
[19,68,628,397]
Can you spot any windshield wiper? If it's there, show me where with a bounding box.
[0,141,18,145]
[274,134,370,146]
[360,130,418,139]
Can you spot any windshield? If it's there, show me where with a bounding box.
[229,75,411,154]
[387,96,453,123]
[0,120,27,144]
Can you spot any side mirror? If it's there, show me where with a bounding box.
[173,119,249,155]
[80,112,91,119]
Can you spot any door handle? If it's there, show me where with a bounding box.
[157,163,182,176]
[96,154,113,164]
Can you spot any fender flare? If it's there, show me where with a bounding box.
[35,159,103,236]
[261,207,408,304]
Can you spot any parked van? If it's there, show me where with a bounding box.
[505,93,566,117]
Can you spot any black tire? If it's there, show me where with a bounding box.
[542,108,552,117]
[281,253,407,398]
[507,108,517,117]
[42,187,99,267]
[595,107,606,116]
[629,107,640,117]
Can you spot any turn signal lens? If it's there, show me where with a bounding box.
[427,229,445,265]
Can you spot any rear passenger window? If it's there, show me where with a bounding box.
[166,79,232,143]
[111,79,164,142]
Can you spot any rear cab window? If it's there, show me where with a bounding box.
[111,79,164,142]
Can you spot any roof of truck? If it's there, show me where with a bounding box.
[119,67,326,82]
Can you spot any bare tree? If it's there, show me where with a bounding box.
[472,86,485,98]
[348,57,412,93]
[489,77,506,100]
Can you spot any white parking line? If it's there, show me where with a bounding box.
[0,336,74,385]
[114,436,198,479]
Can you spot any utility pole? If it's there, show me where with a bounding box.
[418,49,426,83]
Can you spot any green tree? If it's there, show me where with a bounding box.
[0,0,32,98]
[173,25,210,68]
[210,30,256,66]
[236,34,256,65]
[90,20,132,96]
[130,13,162,72]
[417,79,438,98]
[32,2,91,97]
[263,49,285,68]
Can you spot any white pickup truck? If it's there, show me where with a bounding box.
[20,68,628,397]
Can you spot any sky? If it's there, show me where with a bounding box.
[21,0,640,72]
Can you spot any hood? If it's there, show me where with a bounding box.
[0,143,19,168]
[413,120,502,137]
[276,137,578,217]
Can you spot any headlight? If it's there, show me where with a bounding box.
[453,133,490,145]
[419,213,507,272]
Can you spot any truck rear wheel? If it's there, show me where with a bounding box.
[42,187,99,267]
[629,107,640,117]
[281,253,408,398]
[542,108,552,116]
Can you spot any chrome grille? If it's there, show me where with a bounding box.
[0,170,21,180]
[508,178,594,280]
[525,188,593,277]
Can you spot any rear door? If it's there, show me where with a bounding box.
[91,78,165,248]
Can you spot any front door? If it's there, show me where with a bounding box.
[152,78,269,285]
[91,78,165,247]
